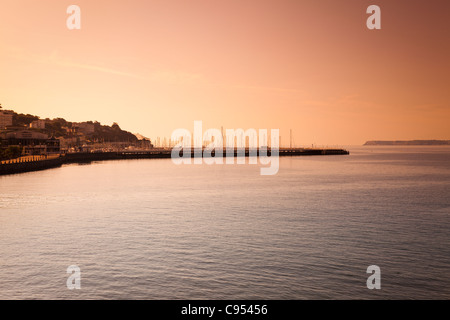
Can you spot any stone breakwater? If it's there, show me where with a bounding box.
[0,148,349,176]
[0,157,64,175]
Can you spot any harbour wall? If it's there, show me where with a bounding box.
[0,148,349,176]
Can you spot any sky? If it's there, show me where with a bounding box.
[0,0,449,146]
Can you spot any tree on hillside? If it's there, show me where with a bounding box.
[13,113,39,127]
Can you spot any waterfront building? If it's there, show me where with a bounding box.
[0,130,61,155]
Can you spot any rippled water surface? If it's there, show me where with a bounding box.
[1,146,449,299]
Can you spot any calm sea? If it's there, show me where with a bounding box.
[0,146,449,299]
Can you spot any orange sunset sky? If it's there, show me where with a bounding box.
[1,0,449,146]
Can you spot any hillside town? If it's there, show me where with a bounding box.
[0,104,152,160]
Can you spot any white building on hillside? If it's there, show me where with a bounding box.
[0,110,13,129]
[30,119,46,129]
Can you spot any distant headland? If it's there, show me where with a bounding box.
[364,140,450,146]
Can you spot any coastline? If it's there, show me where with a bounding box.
[0,148,350,176]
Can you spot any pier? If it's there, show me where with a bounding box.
[0,147,349,176]
[0,155,64,175]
